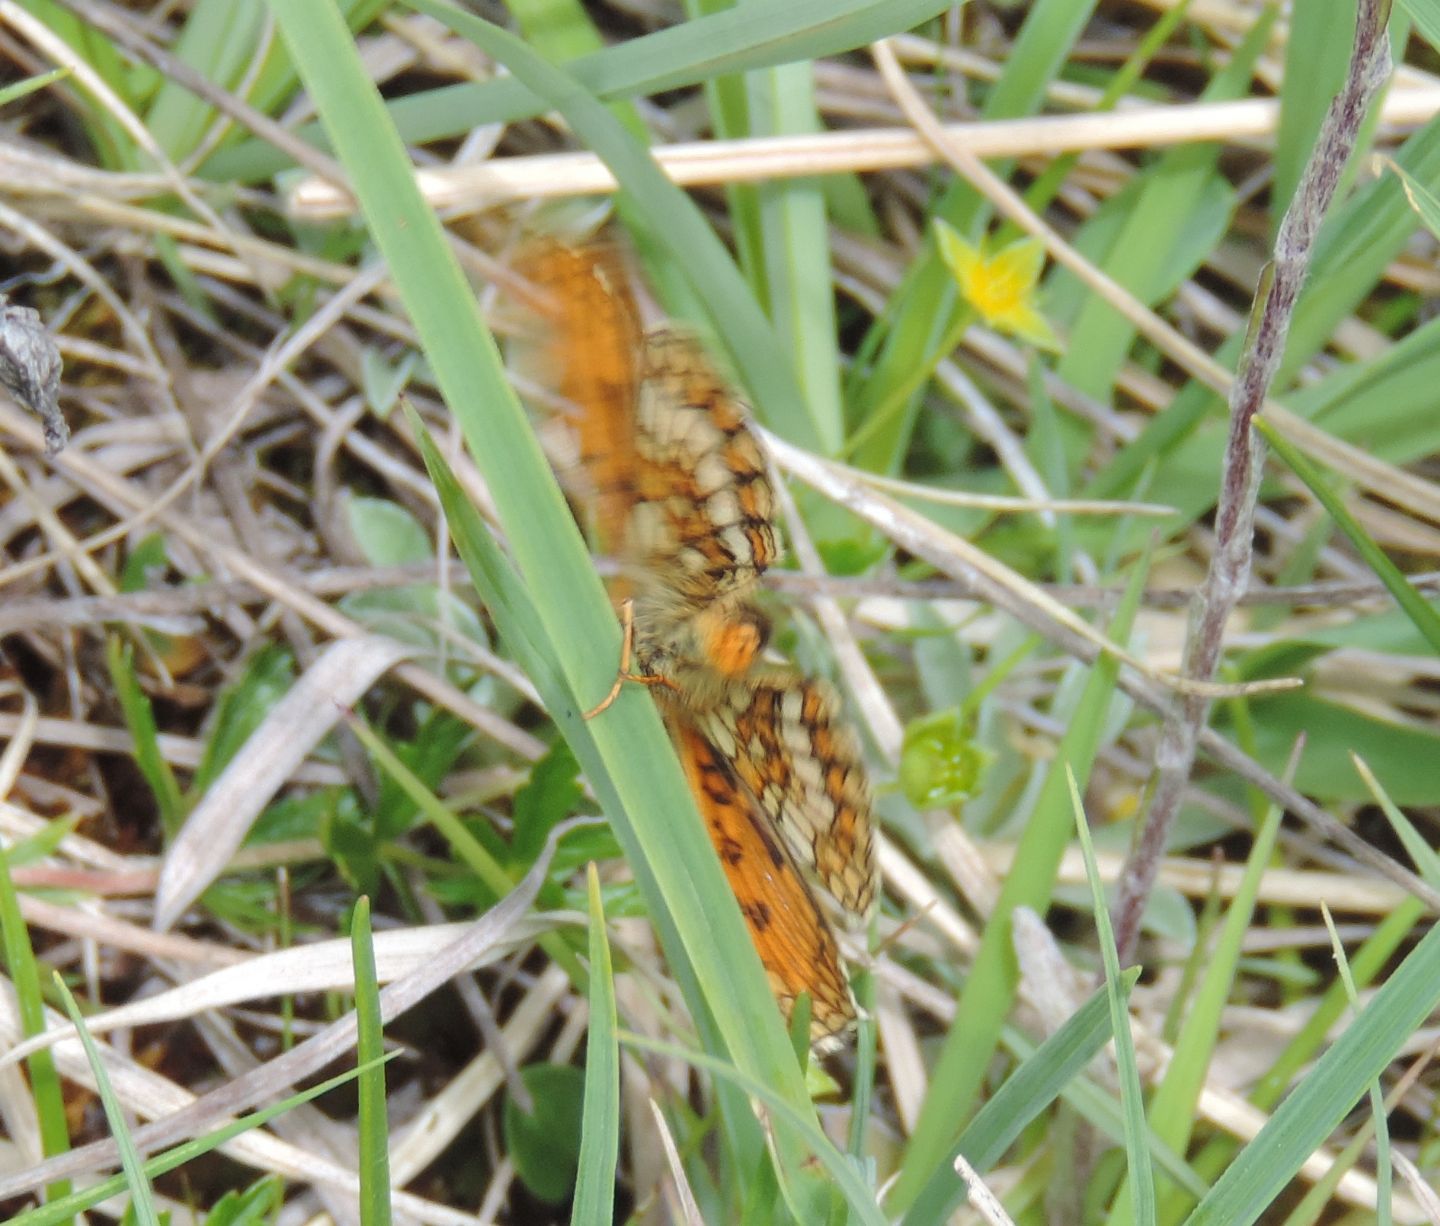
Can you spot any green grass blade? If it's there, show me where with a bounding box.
[351,897,392,1226]
[889,548,1147,1212]
[262,0,792,1105]
[1398,0,1439,46]
[0,836,72,1207]
[748,61,845,457]
[1269,907,1394,1226]
[903,971,1137,1223]
[1186,917,1440,1225]
[1352,753,1440,886]
[265,11,853,1208]
[210,0,955,181]
[50,974,159,1226]
[572,865,620,1226]
[144,0,268,161]
[0,66,71,107]
[1273,4,1357,222]
[1143,789,1286,1223]
[9,1056,395,1226]
[1255,415,1440,654]
[105,638,185,835]
[407,403,767,1183]
[1067,770,1155,1226]
[1323,912,1391,1226]
[619,1032,885,1226]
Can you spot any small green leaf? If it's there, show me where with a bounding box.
[899,709,990,808]
[360,347,419,418]
[199,1175,284,1226]
[193,647,296,796]
[345,496,433,566]
[504,1064,587,1205]
[120,534,171,594]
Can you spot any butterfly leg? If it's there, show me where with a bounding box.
[583,598,676,718]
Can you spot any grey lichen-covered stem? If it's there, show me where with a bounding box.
[1111,0,1394,963]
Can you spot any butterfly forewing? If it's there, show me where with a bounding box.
[514,238,642,554]
[629,329,779,603]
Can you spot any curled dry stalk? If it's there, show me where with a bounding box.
[1111,0,1398,964]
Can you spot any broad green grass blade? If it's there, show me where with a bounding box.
[747,61,846,458]
[144,0,268,161]
[0,835,71,1205]
[1289,313,1440,466]
[210,0,954,180]
[1066,770,1154,1226]
[904,971,1137,1223]
[1186,917,1440,1225]
[888,549,1146,1212]
[572,865,620,1226]
[265,8,838,1215]
[509,0,647,142]
[51,974,160,1226]
[407,412,771,1179]
[1255,416,1440,654]
[351,897,392,1226]
[1399,0,1440,49]
[685,0,766,303]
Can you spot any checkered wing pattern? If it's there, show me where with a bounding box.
[518,236,878,1048]
[675,722,856,1048]
[699,675,877,924]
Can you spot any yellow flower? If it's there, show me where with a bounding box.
[935,219,1060,351]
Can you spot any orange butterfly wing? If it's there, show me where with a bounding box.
[698,675,877,924]
[517,236,877,1048]
[514,238,642,555]
[673,720,856,1048]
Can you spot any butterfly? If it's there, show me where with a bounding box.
[517,236,877,1047]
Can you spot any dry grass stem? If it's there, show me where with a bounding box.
[288,89,1440,220]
